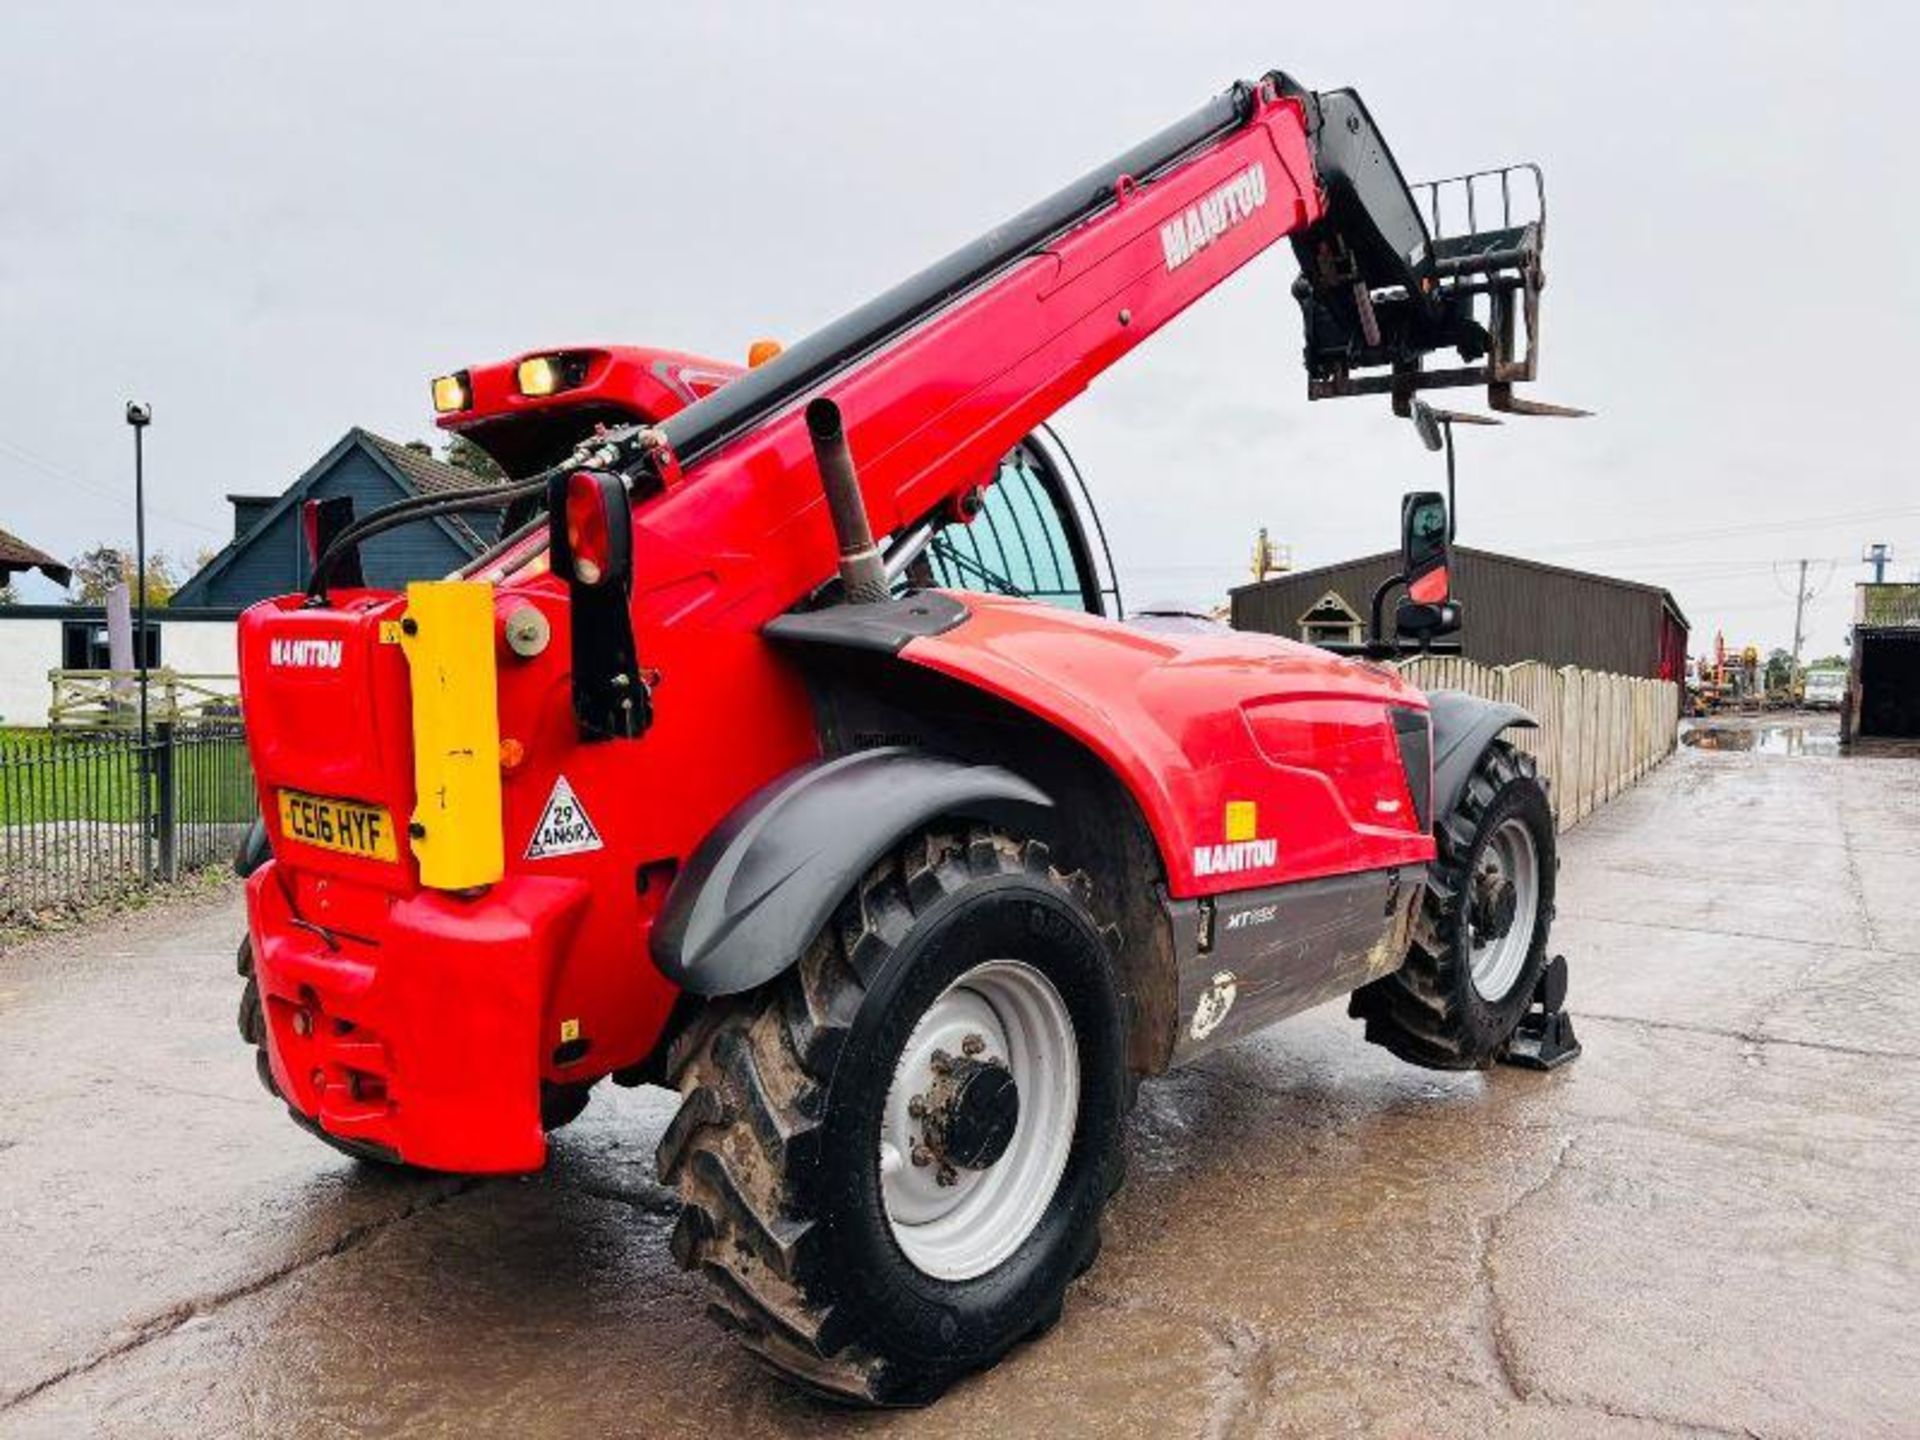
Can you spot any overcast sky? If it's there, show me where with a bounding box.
[4,1,1914,656]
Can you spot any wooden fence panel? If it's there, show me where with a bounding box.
[1399,658,1676,831]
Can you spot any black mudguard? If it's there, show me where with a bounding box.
[234,817,271,878]
[651,747,1052,998]
[1426,691,1537,824]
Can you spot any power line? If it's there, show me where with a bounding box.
[0,433,226,538]
[1527,504,1920,557]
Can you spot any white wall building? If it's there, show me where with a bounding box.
[0,606,238,727]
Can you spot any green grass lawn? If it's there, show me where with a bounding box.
[0,727,254,826]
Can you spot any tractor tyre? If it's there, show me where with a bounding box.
[658,827,1129,1406]
[1350,740,1556,1070]
[539,1081,595,1133]
[235,935,591,1169]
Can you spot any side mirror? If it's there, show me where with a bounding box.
[1399,490,1451,605]
[1395,596,1462,642]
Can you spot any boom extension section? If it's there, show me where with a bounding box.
[1285,85,1583,417]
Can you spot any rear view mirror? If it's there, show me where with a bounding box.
[1395,597,1462,642]
[1400,491,1451,604]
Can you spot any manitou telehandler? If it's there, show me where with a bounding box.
[233,71,1579,1404]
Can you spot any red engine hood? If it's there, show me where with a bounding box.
[901,595,1434,896]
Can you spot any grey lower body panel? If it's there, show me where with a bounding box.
[1166,864,1422,1067]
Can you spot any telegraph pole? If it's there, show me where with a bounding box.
[1789,557,1809,680]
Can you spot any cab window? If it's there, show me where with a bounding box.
[922,442,1108,614]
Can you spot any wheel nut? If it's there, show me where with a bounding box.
[930,1049,952,1075]
[908,1096,927,1119]
[292,1009,314,1037]
[961,1033,985,1057]
[936,1162,959,1188]
[911,1144,934,1168]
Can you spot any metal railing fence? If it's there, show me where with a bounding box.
[0,719,252,926]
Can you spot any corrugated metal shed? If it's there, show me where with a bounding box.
[1230,546,1690,680]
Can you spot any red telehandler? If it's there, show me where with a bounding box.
[233,71,1579,1404]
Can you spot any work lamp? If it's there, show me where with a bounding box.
[516,356,562,397]
[431,372,471,413]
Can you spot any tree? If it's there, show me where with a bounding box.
[0,582,17,606]
[1763,647,1795,692]
[68,545,180,607]
[443,433,506,483]
[405,434,505,483]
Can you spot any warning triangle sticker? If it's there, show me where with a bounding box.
[525,776,604,860]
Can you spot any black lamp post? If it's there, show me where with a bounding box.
[125,402,152,738]
[126,400,152,877]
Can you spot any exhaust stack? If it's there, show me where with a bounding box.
[805,398,889,604]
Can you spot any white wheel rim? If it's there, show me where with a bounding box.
[879,959,1079,1281]
[1469,816,1539,1001]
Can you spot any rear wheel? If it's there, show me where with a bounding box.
[1350,741,1556,1069]
[658,827,1128,1406]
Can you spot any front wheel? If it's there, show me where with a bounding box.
[1351,740,1557,1069]
[658,828,1128,1406]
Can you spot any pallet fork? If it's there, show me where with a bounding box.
[1286,85,1587,420]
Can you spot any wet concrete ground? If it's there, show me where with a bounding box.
[3,714,1917,1437]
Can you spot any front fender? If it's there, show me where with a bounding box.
[1426,690,1537,824]
[651,747,1052,998]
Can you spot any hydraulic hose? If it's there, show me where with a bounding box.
[305,472,555,603]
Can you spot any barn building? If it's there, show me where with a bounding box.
[1229,545,1689,682]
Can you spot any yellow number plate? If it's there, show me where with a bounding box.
[277,789,398,862]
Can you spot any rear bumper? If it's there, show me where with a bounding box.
[246,863,591,1173]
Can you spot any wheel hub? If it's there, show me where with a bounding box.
[1471,865,1518,942]
[879,959,1079,1281]
[1467,816,1540,1002]
[920,1051,1020,1172]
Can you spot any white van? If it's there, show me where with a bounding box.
[1803,668,1846,710]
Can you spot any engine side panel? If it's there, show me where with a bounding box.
[1167,866,1423,1065]
[901,594,1435,897]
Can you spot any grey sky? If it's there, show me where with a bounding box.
[3,1,1913,656]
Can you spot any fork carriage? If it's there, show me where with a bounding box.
[1284,87,1577,417]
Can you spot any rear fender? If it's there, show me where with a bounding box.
[235,817,271,877]
[1426,690,1537,824]
[650,747,1051,998]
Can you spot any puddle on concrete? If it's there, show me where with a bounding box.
[1681,722,1839,757]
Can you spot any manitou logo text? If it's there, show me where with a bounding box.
[1160,162,1268,272]
[1192,838,1278,878]
[269,638,342,669]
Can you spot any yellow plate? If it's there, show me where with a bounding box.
[277,789,398,862]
